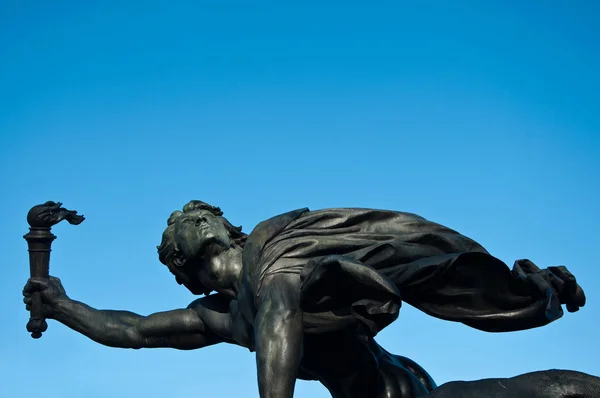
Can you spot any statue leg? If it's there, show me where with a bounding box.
[300,331,377,398]
[388,354,437,392]
[424,370,600,398]
[365,340,435,398]
[301,331,435,398]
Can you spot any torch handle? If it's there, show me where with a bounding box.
[24,228,54,339]
[24,201,84,339]
[27,292,47,339]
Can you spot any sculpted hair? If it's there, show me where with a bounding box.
[157,200,247,292]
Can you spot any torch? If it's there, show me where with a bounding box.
[23,201,84,338]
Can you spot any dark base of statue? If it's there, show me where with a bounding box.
[423,369,600,398]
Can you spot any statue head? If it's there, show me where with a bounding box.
[157,200,247,295]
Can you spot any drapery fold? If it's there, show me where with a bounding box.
[236,208,580,338]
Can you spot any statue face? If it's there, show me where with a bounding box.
[172,209,232,294]
[174,209,231,262]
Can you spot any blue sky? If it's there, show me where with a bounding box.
[1,1,598,397]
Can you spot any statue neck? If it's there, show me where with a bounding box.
[208,246,243,299]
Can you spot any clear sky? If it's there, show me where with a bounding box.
[1,1,599,397]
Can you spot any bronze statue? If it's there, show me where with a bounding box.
[22,200,598,398]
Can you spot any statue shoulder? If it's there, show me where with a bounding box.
[187,293,232,314]
[186,294,239,342]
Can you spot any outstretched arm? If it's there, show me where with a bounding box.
[23,277,233,350]
[254,274,303,398]
[53,301,216,349]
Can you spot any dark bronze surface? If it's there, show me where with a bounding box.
[23,200,597,397]
[23,202,84,338]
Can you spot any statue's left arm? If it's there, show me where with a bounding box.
[254,274,303,398]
